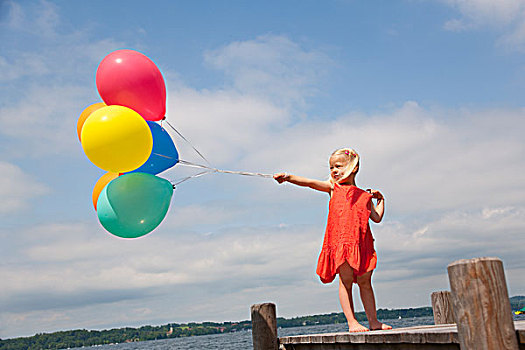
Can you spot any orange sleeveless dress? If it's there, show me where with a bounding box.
[316,183,377,284]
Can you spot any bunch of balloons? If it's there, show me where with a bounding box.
[77,50,179,239]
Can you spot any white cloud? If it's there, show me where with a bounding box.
[166,86,288,166]
[0,54,50,82]
[377,206,525,266]
[0,161,49,214]
[162,203,241,228]
[441,0,525,49]
[443,0,524,28]
[0,85,90,157]
[3,0,60,38]
[0,0,124,157]
[170,94,525,215]
[204,34,333,110]
[0,219,322,336]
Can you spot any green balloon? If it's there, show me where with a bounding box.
[97,173,173,238]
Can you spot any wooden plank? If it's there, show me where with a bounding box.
[515,320,525,347]
[448,257,519,350]
[280,325,460,345]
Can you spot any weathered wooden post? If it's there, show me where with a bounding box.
[251,303,278,350]
[447,257,518,350]
[431,290,455,324]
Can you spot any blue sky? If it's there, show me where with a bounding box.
[1,0,525,339]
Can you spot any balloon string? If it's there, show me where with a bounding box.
[178,159,274,178]
[214,168,274,178]
[171,170,213,187]
[161,120,273,186]
[171,159,273,187]
[163,119,212,166]
[178,159,210,170]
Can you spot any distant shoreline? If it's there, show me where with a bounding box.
[0,307,433,349]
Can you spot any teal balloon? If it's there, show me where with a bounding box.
[97,173,173,238]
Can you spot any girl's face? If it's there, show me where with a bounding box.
[329,154,348,182]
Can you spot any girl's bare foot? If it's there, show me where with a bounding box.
[369,321,392,331]
[348,321,369,332]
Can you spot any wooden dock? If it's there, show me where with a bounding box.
[278,320,525,349]
[251,257,523,350]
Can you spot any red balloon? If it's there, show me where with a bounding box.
[96,50,166,121]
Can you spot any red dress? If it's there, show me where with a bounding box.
[316,183,377,284]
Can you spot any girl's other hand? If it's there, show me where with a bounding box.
[273,173,289,184]
[367,189,384,200]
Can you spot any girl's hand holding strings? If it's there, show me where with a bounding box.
[274,173,289,184]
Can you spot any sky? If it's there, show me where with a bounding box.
[1,0,525,340]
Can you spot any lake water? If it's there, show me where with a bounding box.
[70,314,525,350]
[69,316,436,350]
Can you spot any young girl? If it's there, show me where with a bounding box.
[274,148,392,332]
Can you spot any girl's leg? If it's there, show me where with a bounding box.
[338,262,369,332]
[356,270,392,330]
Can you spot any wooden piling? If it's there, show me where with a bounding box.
[447,257,518,350]
[251,302,278,350]
[432,291,455,325]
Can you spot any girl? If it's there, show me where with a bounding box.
[274,148,391,332]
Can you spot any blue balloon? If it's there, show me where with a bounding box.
[97,173,174,238]
[131,121,178,174]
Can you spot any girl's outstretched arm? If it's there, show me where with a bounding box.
[368,189,385,223]
[274,173,332,193]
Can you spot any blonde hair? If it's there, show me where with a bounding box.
[329,147,359,184]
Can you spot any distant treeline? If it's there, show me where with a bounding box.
[1,297,523,350]
[511,295,525,310]
[0,322,252,350]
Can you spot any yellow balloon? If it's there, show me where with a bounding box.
[81,105,153,173]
